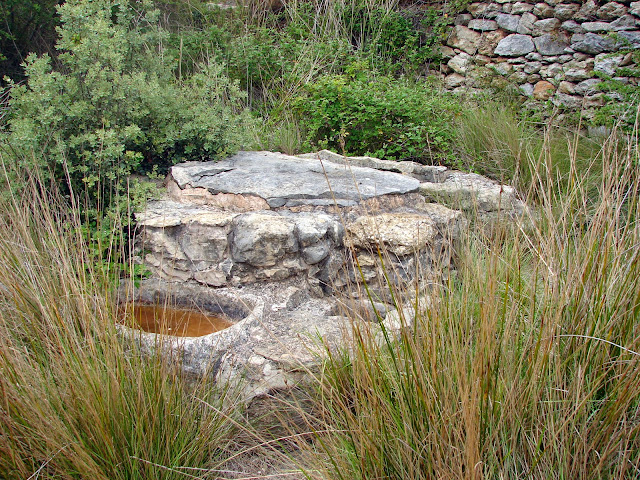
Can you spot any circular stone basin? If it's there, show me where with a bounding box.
[120,304,233,337]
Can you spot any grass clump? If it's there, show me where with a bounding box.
[309,127,640,479]
[0,172,241,479]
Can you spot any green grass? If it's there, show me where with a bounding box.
[0,171,242,479]
[304,125,640,479]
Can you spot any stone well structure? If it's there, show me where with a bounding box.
[129,150,527,404]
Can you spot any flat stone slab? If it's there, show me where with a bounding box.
[170,151,421,208]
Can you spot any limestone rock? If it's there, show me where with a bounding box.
[534,2,555,17]
[594,53,624,76]
[495,34,536,55]
[582,21,614,32]
[552,92,583,107]
[231,213,297,267]
[496,13,521,32]
[574,78,602,95]
[532,18,561,35]
[631,2,640,17]
[571,33,619,54]
[535,33,570,54]
[419,171,527,215]
[468,19,499,31]
[518,12,539,34]
[597,2,628,20]
[448,52,474,74]
[445,73,467,88]
[610,15,638,31]
[447,25,481,54]
[554,4,580,21]
[170,151,420,208]
[513,2,535,13]
[575,0,599,21]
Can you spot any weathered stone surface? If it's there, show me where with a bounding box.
[571,32,619,53]
[535,33,570,54]
[445,73,466,88]
[495,34,536,55]
[533,80,556,99]
[518,12,539,33]
[447,25,481,54]
[618,30,640,47]
[558,80,576,93]
[597,2,628,20]
[631,2,640,17]
[231,213,297,267]
[171,151,420,208]
[497,13,521,31]
[532,18,561,35]
[562,20,586,33]
[554,3,580,21]
[449,52,474,73]
[583,21,614,32]
[575,0,599,20]
[552,92,583,107]
[534,2,555,17]
[574,78,602,95]
[478,30,507,54]
[610,15,638,31]
[594,53,624,76]
[468,19,499,31]
[419,172,527,214]
[513,2,535,13]
[455,13,473,25]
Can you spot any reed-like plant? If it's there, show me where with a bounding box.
[0,166,241,479]
[309,124,640,479]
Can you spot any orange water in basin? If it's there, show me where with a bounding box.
[121,304,233,337]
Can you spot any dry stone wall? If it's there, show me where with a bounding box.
[441,0,640,111]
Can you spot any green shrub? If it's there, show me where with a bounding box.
[4,0,253,209]
[294,73,460,163]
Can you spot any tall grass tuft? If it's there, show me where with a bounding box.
[0,167,239,479]
[311,126,640,479]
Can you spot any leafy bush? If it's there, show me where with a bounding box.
[4,0,253,208]
[295,73,460,163]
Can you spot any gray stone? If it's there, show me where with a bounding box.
[561,20,585,33]
[552,92,583,107]
[558,80,576,93]
[563,67,591,81]
[419,171,528,215]
[448,52,473,74]
[447,25,481,54]
[502,4,513,13]
[582,21,614,32]
[526,51,544,60]
[524,61,543,73]
[495,33,536,55]
[532,18,561,35]
[520,82,535,95]
[535,33,570,54]
[618,30,640,47]
[554,3,580,21]
[631,2,640,17]
[512,2,535,13]
[231,213,297,267]
[571,33,619,54]
[597,2,628,20]
[492,62,514,75]
[610,15,638,31]
[445,73,466,88]
[518,12,539,34]
[171,151,420,208]
[575,0,599,20]
[534,2,555,17]
[455,13,473,25]
[594,53,625,76]
[574,78,602,95]
[468,19,499,31]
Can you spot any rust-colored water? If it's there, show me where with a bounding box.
[121,304,233,337]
